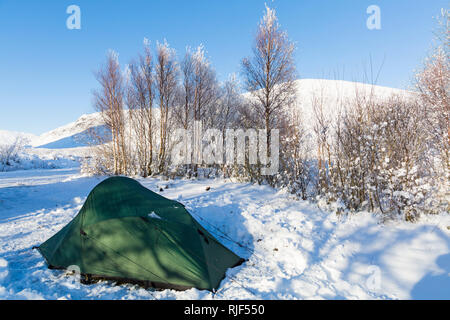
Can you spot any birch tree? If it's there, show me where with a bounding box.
[127,39,155,177]
[241,5,297,172]
[155,41,179,173]
[93,50,127,175]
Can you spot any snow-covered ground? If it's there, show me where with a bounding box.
[0,167,448,300]
[0,79,446,299]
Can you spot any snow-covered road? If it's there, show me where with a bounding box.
[0,168,449,299]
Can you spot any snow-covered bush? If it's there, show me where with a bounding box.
[412,9,450,217]
[323,93,446,219]
[80,142,116,176]
[0,138,78,172]
[0,137,27,171]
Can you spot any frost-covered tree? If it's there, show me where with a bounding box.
[241,5,297,171]
[191,45,220,127]
[282,104,313,200]
[173,48,196,131]
[185,45,220,176]
[215,74,244,177]
[155,40,179,173]
[416,9,449,168]
[126,38,156,177]
[415,8,450,215]
[93,50,127,175]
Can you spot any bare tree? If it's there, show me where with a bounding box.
[415,9,450,215]
[127,39,155,177]
[282,104,313,200]
[311,84,333,195]
[213,74,242,177]
[218,74,241,135]
[188,45,220,175]
[326,93,432,219]
[241,5,297,169]
[93,50,127,175]
[191,46,220,127]
[155,40,179,173]
[173,48,195,130]
[0,137,27,171]
[416,9,449,169]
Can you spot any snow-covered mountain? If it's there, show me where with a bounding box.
[33,113,105,148]
[0,113,105,150]
[0,113,106,171]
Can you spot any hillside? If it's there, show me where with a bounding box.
[0,130,38,146]
[293,79,411,132]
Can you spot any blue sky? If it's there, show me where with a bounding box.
[0,0,447,134]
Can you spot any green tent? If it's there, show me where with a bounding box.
[37,176,244,291]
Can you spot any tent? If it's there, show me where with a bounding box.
[36,176,244,291]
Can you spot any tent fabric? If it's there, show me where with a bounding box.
[37,176,244,291]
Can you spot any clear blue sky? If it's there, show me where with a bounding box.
[0,0,447,134]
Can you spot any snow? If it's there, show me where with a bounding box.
[0,113,104,172]
[0,167,448,300]
[293,79,411,135]
[32,113,105,148]
[0,113,104,150]
[36,125,109,149]
[0,79,446,299]
[0,130,37,146]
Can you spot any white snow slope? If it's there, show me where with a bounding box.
[293,79,411,133]
[0,113,104,151]
[0,130,38,146]
[0,113,104,172]
[32,113,105,148]
[0,167,449,300]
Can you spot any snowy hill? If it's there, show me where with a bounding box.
[293,79,411,132]
[32,113,105,148]
[0,113,105,150]
[0,114,106,172]
[0,130,38,146]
